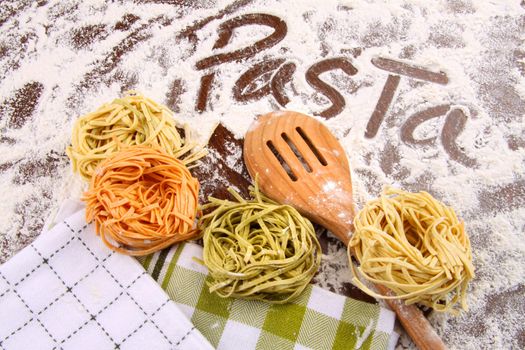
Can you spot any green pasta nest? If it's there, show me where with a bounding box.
[199,185,322,304]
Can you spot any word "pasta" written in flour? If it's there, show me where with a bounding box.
[189,13,476,168]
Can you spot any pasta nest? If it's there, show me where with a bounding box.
[349,188,475,314]
[83,145,200,256]
[199,185,322,304]
[67,91,205,181]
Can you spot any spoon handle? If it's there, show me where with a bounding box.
[328,221,447,350]
[377,285,447,350]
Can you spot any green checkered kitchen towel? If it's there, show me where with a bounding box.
[139,242,398,350]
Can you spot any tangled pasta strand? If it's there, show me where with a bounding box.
[199,184,322,304]
[67,91,205,181]
[349,188,475,314]
[83,145,200,256]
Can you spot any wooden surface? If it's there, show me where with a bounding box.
[244,111,447,350]
[1,2,524,348]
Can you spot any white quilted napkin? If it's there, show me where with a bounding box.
[0,208,213,350]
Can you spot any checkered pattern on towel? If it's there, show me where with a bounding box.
[0,210,212,350]
[141,242,398,350]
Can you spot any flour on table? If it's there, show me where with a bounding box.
[1,1,524,349]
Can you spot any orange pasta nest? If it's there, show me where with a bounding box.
[83,144,200,255]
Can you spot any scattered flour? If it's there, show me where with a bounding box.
[0,1,524,349]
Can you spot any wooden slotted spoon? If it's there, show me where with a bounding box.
[244,110,446,350]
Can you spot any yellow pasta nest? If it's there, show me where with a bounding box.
[83,145,200,256]
[67,91,205,181]
[199,184,322,304]
[349,188,474,314]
